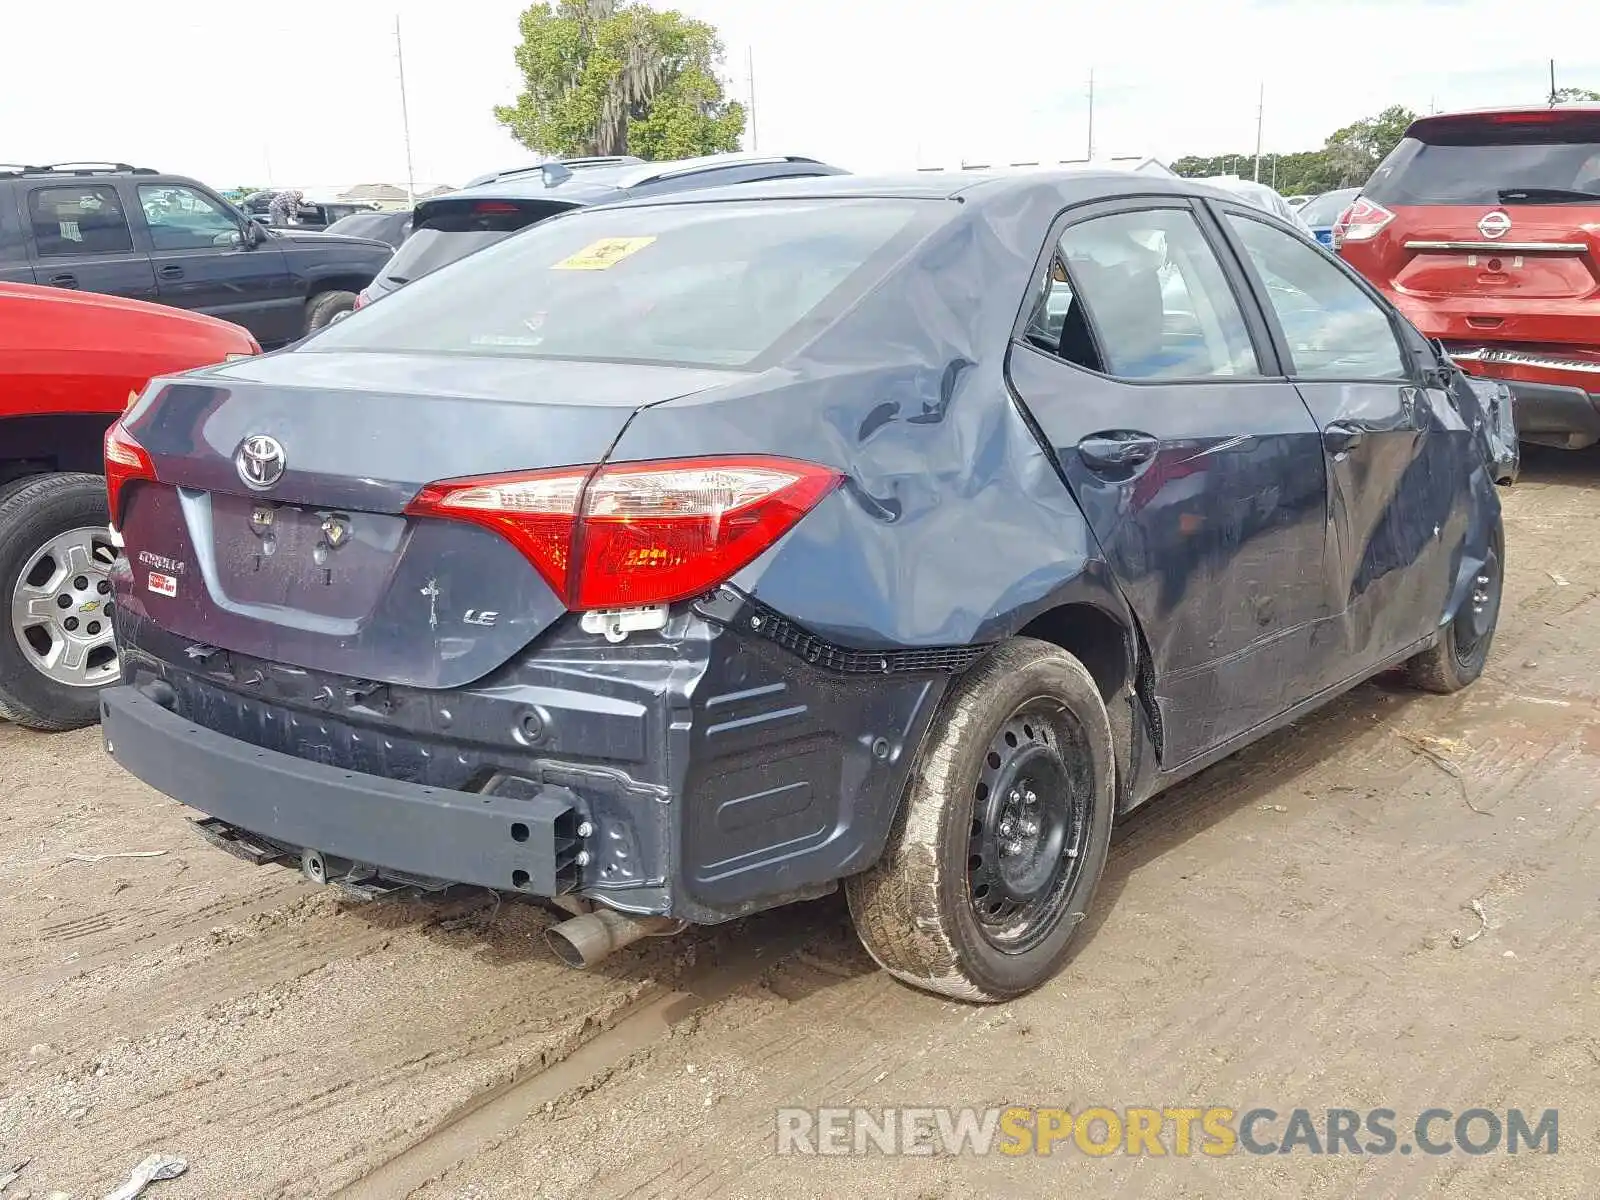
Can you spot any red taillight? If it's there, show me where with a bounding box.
[1331,197,1394,248]
[104,419,156,525]
[473,201,521,216]
[407,456,843,611]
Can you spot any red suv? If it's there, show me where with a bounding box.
[1337,106,1600,449]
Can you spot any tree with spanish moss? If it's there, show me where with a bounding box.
[494,0,747,161]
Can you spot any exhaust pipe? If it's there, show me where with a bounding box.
[545,909,683,968]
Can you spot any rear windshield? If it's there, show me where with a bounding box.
[1366,124,1600,206]
[1297,188,1360,226]
[310,198,934,369]
[375,198,575,285]
[325,211,411,244]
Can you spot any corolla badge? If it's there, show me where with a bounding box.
[235,434,286,490]
[1478,210,1512,240]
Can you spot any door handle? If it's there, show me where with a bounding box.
[1078,432,1160,472]
[1323,423,1365,455]
[159,265,184,279]
[48,273,78,288]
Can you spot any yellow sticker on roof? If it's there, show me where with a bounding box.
[551,236,656,271]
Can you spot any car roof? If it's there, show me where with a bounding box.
[1407,104,1600,138]
[597,167,1231,210]
[434,153,844,207]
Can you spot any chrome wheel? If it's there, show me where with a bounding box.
[10,526,119,688]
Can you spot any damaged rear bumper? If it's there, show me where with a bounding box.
[102,685,585,895]
[105,592,954,923]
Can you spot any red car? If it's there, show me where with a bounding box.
[0,283,257,729]
[1337,105,1600,449]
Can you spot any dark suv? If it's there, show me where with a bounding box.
[357,152,846,307]
[0,163,394,346]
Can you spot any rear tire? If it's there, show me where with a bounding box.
[1406,515,1504,694]
[306,290,358,333]
[846,638,1115,1002]
[0,473,119,731]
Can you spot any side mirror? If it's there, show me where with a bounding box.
[242,221,263,248]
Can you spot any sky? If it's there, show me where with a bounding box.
[3,0,1596,194]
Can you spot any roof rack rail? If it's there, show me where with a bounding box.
[613,153,824,189]
[0,164,45,178]
[462,154,646,189]
[11,162,161,177]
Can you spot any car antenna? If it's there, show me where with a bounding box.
[540,160,574,187]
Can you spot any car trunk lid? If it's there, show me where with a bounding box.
[116,351,738,687]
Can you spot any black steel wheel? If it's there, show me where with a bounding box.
[966,702,1094,954]
[846,638,1116,1002]
[1407,513,1504,695]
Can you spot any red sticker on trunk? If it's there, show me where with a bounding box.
[148,571,177,598]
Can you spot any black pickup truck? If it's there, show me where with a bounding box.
[0,163,393,345]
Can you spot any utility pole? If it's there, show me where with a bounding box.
[1253,82,1264,183]
[1549,58,1558,104]
[1086,68,1096,161]
[747,47,758,152]
[396,16,417,207]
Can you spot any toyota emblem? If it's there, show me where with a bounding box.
[1477,210,1512,240]
[235,434,287,490]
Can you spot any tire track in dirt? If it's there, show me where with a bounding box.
[331,915,826,1200]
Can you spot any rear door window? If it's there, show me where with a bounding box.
[1025,207,1261,380]
[1366,122,1600,206]
[1224,212,1406,380]
[28,185,134,255]
[311,198,935,369]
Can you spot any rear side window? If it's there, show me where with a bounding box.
[1025,208,1260,380]
[1366,123,1600,206]
[1224,212,1406,380]
[29,185,133,255]
[314,198,933,369]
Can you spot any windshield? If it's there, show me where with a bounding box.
[1298,189,1360,226]
[309,198,934,369]
[1367,130,1600,205]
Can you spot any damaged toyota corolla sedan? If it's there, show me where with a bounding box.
[98,172,1511,1001]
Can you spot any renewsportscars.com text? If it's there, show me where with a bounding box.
[775,1106,1558,1158]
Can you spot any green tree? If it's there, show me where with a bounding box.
[494,0,746,160]
[1554,86,1600,102]
[1322,105,1416,186]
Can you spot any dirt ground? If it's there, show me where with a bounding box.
[3,448,1598,1199]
